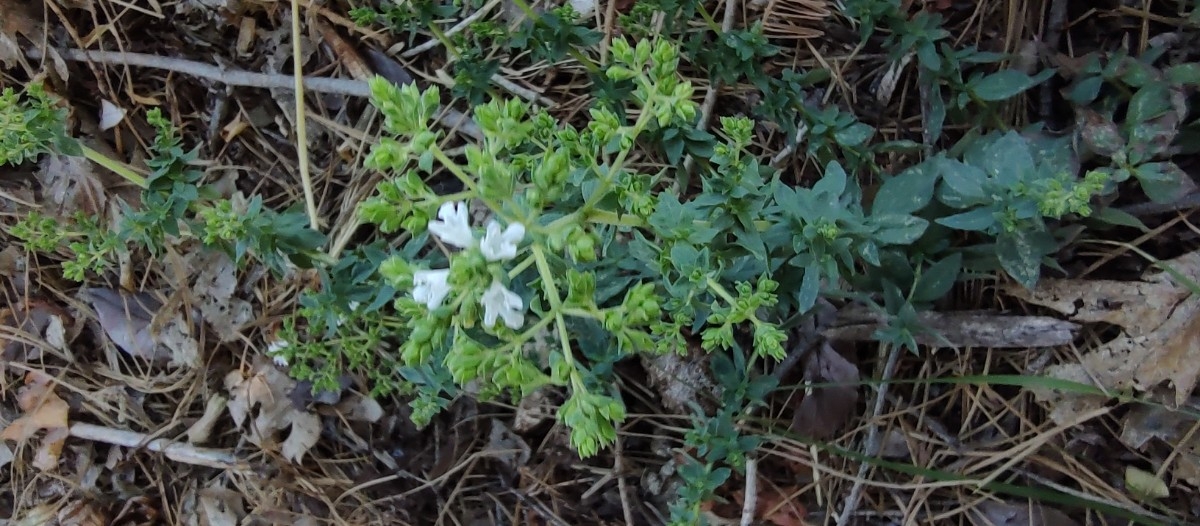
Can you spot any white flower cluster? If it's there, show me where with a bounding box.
[414,201,527,329]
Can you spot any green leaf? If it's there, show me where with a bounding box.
[797,259,821,313]
[913,252,962,303]
[925,82,946,143]
[871,215,929,244]
[834,122,874,147]
[971,68,1054,102]
[872,163,938,216]
[858,240,881,267]
[1166,63,1200,86]
[981,131,1034,186]
[1077,109,1126,157]
[936,158,988,206]
[1090,207,1150,232]
[1134,162,1185,203]
[1067,75,1104,105]
[813,160,848,197]
[1125,466,1170,501]
[996,230,1046,289]
[936,207,996,231]
[1126,83,1172,124]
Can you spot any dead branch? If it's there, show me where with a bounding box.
[69,422,246,471]
[24,47,484,141]
[823,306,1081,349]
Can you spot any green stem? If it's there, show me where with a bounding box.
[545,97,659,233]
[431,146,480,194]
[532,244,581,375]
[507,253,537,278]
[429,146,508,216]
[705,276,737,305]
[82,145,146,187]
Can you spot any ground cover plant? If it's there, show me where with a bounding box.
[2,0,1200,524]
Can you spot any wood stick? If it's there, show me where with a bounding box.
[24,47,484,141]
[69,422,246,470]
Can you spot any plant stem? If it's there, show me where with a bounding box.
[81,145,146,187]
[545,97,659,233]
[290,0,321,233]
[532,244,580,374]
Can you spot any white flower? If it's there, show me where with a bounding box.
[427,201,475,249]
[413,269,452,310]
[266,339,290,367]
[480,220,526,261]
[481,280,525,329]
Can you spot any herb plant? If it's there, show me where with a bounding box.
[2,85,325,282]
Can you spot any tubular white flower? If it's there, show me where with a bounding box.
[427,201,475,249]
[481,280,525,329]
[266,339,289,367]
[480,220,526,261]
[412,269,452,310]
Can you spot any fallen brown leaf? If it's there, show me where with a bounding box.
[790,342,860,439]
[38,154,107,219]
[1007,249,1200,421]
[755,486,808,526]
[84,287,163,360]
[11,504,58,526]
[1,298,73,366]
[1118,394,1199,450]
[0,0,64,76]
[198,487,245,526]
[83,287,199,366]
[185,251,252,342]
[225,358,321,463]
[56,500,108,526]
[0,371,70,471]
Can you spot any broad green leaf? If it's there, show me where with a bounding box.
[1125,83,1172,124]
[1118,59,1158,87]
[1134,162,1185,203]
[871,215,929,244]
[936,158,987,206]
[916,41,940,72]
[858,240,881,267]
[913,252,962,303]
[834,122,874,147]
[1127,117,1179,164]
[1166,63,1200,86]
[1067,76,1104,105]
[813,160,848,197]
[669,242,701,273]
[872,164,938,216]
[971,68,1054,102]
[1090,207,1150,232]
[981,131,1034,186]
[936,207,996,231]
[996,230,1046,289]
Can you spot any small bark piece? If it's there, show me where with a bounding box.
[823,306,1080,349]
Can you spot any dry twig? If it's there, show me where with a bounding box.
[69,422,245,470]
[23,47,484,141]
[834,342,901,526]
